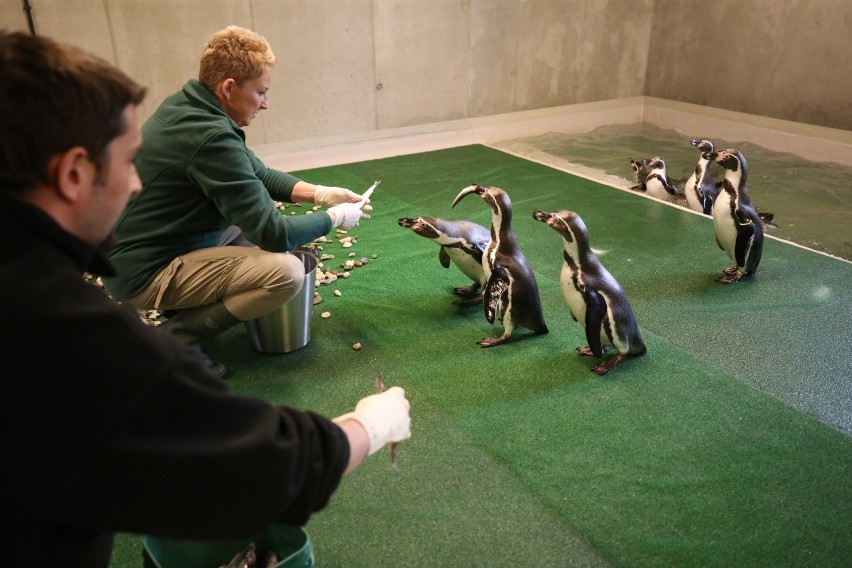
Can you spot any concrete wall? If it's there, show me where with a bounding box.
[1,0,849,150]
[645,0,852,131]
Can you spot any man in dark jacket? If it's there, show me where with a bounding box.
[0,31,411,568]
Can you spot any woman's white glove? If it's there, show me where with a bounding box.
[334,386,411,456]
[315,185,373,212]
[326,203,364,230]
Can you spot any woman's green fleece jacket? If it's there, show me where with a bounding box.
[105,80,333,301]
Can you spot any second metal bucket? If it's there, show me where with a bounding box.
[246,249,318,354]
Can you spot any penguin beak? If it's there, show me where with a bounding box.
[397,218,414,228]
[532,210,552,223]
[452,184,483,208]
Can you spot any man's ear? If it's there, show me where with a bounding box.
[49,147,94,203]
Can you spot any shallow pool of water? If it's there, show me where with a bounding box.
[494,123,852,262]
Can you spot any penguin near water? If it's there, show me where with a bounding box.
[683,138,722,215]
[452,184,548,347]
[397,216,490,305]
[709,149,764,284]
[641,156,682,202]
[532,209,646,375]
[627,157,649,191]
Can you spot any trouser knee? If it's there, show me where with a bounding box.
[225,252,307,319]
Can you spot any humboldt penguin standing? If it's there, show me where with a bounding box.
[452,184,548,347]
[533,209,646,375]
[641,156,682,202]
[397,215,490,304]
[710,149,764,283]
[683,138,722,215]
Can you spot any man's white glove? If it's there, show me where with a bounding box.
[326,203,364,230]
[334,386,411,456]
[315,185,373,212]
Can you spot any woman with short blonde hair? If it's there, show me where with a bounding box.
[199,25,277,90]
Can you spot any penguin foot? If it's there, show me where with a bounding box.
[592,353,625,376]
[478,334,510,348]
[576,346,608,357]
[723,266,740,276]
[717,270,743,284]
[453,284,481,296]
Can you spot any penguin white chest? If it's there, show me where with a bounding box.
[444,247,485,283]
[684,165,706,213]
[644,174,673,201]
[713,193,738,261]
[560,264,587,323]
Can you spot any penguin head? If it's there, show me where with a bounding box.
[628,157,648,181]
[713,149,746,172]
[690,138,715,153]
[452,184,511,218]
[712,149,749,189]
[533,210,590,257]
[398,216,441,239]
[642,156,667,172]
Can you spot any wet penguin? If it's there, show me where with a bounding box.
[452,184,548,347]
[683,138,722,215]
[710,149,764,283]
[641,156,682,201]
[532,209,646,375]
[397,216,490,304]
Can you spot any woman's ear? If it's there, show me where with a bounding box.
[49,146,94,203]
[221,78,235,101]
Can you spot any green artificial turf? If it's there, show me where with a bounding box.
[110,145,851,567]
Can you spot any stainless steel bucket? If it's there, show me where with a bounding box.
[246,249,318,354]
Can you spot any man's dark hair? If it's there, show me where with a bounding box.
[0,31,146,193]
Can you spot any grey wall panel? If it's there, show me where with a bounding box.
[646,0,852,131]
[10,0,852,146]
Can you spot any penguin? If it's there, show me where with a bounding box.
[532,209,646,375]
[397,216,490,305]
[627,157,648,191]
[683,138,722,215]
[641,156,682,202]
[709,149,764,283]
[452,184,548,347]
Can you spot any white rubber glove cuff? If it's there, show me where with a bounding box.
[327,203,363,230]
[334,386,411,455]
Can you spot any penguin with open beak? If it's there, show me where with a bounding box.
[532,209,646,375]
[452,184,548,347]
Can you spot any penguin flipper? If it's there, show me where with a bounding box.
[438,248,451,269]
[733,214,758,268]
[701,192,714,215]
[583,288,606,357]
[483,267,509,325]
